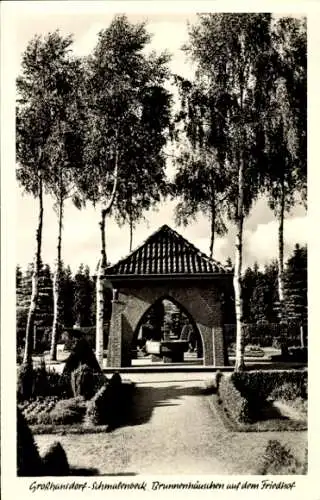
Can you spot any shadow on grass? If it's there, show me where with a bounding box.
[257,401,289,422]
[126,383,205,427]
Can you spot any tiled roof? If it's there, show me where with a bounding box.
[106,224,229,277]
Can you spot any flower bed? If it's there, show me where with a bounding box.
[19,379,135,433]
[20,396,87,426]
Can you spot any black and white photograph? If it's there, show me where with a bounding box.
[1,0,317,496]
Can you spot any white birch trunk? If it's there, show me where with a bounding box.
[209,194,215,259]
[50,187,63,361]
[234,158,245,372]
[96,209,107,367]
[95,136,119,368]
[23,172,43,365]
[129,216,133,253]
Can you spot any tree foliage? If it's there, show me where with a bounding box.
[262,17,307,320]
[16,263,54,331]
[173,145,228,258]
[73,264,95,327]
[284,244,307,324]
[16,30,84,362]
[264,17,307,210]
[71,15,173,364]
[77,15,172,224]
[185,13,273,370]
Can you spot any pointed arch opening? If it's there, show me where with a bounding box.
[131,295,204,366]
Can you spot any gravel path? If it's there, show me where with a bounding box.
[35,374,307,475]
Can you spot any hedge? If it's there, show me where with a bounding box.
[218,369,307,423]
[218,374,251,422]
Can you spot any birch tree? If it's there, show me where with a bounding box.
[16,32,73,364]
[264,17,307,323]
[78,16,172,365]
[173,79,229,258]
[186,14,272,370]
[44,48,85,361]
[113,84,171,252]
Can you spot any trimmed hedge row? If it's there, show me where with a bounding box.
[218,374,251,422]
[218,369,307,423]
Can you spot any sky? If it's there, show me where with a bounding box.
[11,4,308,274]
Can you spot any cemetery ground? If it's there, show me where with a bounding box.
[30,370,307,475]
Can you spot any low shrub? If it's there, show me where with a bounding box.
[86,373,124,428]
[42,442,69,476]
[272,346,308,362]
[233,369,307,401]
[218,370,307,424]
[86,384,111,426]
[258,439,307,475]
[32,360,50,397]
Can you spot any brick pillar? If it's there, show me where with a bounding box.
[212,326,225,366]
[198,324,213,365]
[106,300,122,368]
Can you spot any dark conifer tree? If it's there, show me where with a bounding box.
[284,244,307,325]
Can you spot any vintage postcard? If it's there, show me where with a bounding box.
[1,1,318,499]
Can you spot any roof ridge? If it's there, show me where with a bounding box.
[106,224,229,275]
[106,224,169,271]
[163,225,228,272]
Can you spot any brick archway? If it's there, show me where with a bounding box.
[131,295,204,360]
[103,225,233,367]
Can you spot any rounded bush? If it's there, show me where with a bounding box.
[42,441,69,476]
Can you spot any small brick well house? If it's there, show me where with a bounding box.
[104,224,233,367]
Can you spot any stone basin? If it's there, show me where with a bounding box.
[145,340,189,363]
